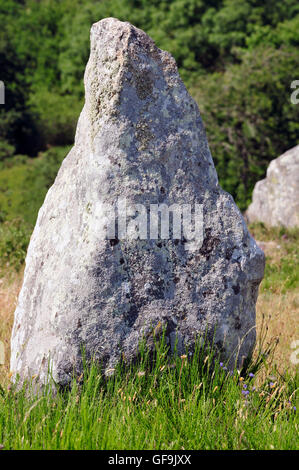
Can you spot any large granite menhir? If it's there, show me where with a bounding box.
[11,18,265,387]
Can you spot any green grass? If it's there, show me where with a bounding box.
[249,223,299,293]
[0,338,298,450]
[0,170,298,450]
[0,146,70,226]
[0,146,70,274]
[0,219,30,274]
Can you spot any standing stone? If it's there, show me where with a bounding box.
[11,18,264,387]
[246,145,299,227]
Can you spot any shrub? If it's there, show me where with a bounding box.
[0,219,30,272]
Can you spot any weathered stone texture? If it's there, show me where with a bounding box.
[246,145,299,227]
[11,18,264,387]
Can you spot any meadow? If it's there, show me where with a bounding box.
[0,0,299,450]
[0,222,298,450]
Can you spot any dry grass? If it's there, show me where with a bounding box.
[0,226,298,386]
[248,224,299,381]
[0,274,298,386]
[255,289,299,378]
[0,271,23,386]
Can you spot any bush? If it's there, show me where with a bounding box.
[193,45,299,210]
[1,1,299,208]
[0,219,30,272]
[0,141,15,162]
[0,146,70,226]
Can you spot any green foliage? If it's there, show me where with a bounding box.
[19,146,71,226]
[246,15,299,50]
[28,146,70,193]
[0,4,298,449]
[0,141,15,162]
[0,337,297,449]
[0,160,31,222]
[0,1,40,156]
[0,0,299,207]
[249,223,299,293]
[0,146,69,226]
[193,45,299,209]
[0,219,30,272]
[0,146,69,272]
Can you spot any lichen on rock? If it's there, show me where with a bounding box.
[10,18,265,388]
[246,145,299,228]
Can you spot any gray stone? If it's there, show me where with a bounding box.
[246,145,299,227]
[10,18,265,387]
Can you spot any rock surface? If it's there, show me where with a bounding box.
[246,145,299,227]
[11,18,264,387]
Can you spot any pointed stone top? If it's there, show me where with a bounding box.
[75,17,218,190]
[10,18,264,388]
